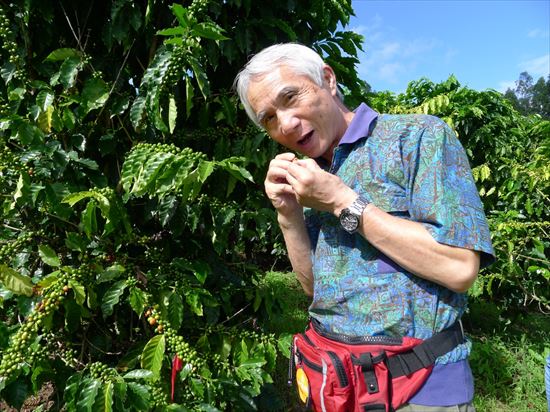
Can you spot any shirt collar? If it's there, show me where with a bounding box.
[339,103,379,145]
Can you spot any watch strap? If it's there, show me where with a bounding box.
[346,196,369,216]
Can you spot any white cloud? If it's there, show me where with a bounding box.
[519,54,550,78]
[354,14,442,89]
[378,42,401,60]
[378,63,405,84]
[528,28,550,38]
[402,38,438,57]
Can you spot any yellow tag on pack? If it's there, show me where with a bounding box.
[296,367,310,404]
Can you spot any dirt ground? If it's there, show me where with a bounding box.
[0,381,55,411]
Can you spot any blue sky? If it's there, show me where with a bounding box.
[348,0,550,94]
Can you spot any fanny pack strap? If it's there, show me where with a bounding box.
[386,321,465,378]
[310,319,465,378]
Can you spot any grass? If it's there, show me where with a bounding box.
[261,271,550,412]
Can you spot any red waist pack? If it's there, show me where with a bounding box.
[289,319,464,412]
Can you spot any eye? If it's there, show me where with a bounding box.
[284,91,296,103]
[263,113,276,128]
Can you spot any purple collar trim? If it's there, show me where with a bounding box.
[339,103,379,145]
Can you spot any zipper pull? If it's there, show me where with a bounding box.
[288,342,295,386]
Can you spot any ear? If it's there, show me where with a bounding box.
[322,65,338,96]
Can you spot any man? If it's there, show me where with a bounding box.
[234,43,494,411]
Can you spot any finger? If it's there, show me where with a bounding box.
[274,152,298,162]
[269,157,296,173]
[294,158,320,171]
[266,165,292,183]
[286,162,315,181]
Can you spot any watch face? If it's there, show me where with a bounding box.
[340,211,359,233]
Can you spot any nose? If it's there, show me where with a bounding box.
[278,110,300,136]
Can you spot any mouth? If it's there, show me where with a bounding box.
[297,130,313,147]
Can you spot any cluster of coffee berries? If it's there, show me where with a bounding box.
[209,352,231,378]
[0,267,81,380]
[133,142,207,163]
[89,362,119,383]
[149,384,168,408]
[163,47,188,87]
[0,6,20,69]
[92,186,116,201]
[0,230,39,264]
[0,144,18,173]
[189,0,209,17]
[144,307,203,372]
[196,193,238,212]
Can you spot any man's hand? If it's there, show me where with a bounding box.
[264,153,302,218]
[285,159,356,215]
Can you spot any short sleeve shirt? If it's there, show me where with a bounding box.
[305,104,495,365]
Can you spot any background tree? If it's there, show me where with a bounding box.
[504,71,550,119]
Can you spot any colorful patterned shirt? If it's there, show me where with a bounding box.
[304,103,494,404]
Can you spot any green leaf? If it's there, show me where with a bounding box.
[76,377,101,412]
[62,191,95,207]
[38,244,61,267]
[99,381,114,412]
[191,261,209,285]
[185,290,203,316]
[198,160,214,183]
[130,95,147,131]
[45,48,81,61]
[82,199,98,238]
[171,4,191,28]
[113,381,128,411]
[59,56,82,89]
[68,279,86,306]
[185,76,194,118]
[187,56,210,98]
[64,298,82,333]
[97,264,126,283]
[0,265,33,296]
[64,373,83,410]
[118,343,146,371]
[81,78,110,111]
[65,232,89,252]
[129,286,147,316]
[140,334,166,379]
[74,157,99,170]
[63,109,76,129]
[3,380,29,410]
[277,333,292,358]
[101,280,127,318]
[168,95,177,134]
[36,90,55,111]
[37,271,60,289]
[157,27,185,36]
[126,382,150,410]
[123,369,154,380]
[191,22,229,41]
[167,292,184,330]
[17,122,43,145]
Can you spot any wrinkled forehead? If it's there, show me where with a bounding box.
[247,66,311,109]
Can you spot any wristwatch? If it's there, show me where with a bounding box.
[339,196,369,234]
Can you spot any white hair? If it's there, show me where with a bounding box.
[234,43,343,126]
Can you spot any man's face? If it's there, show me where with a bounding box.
[247,65,348,161]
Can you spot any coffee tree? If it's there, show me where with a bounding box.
[0,0,364,410]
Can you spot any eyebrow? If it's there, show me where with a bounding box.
[256,86,299,125]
